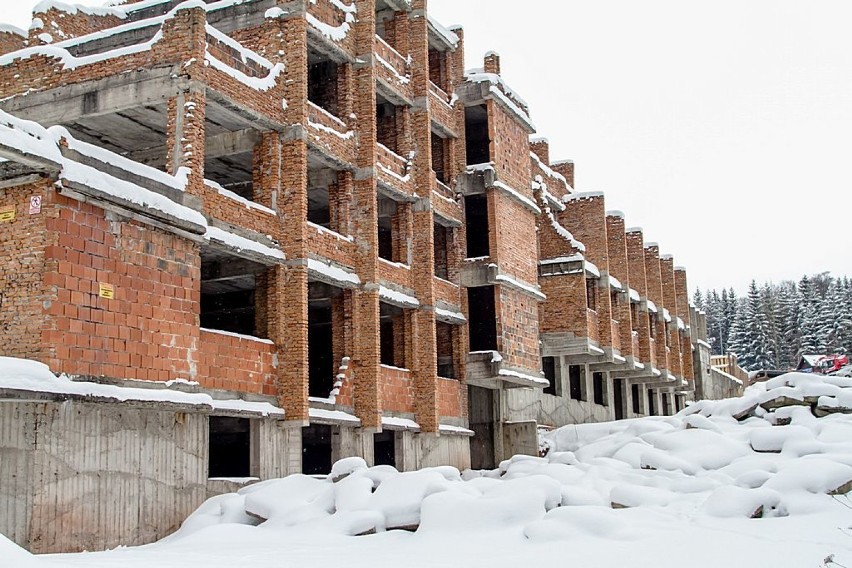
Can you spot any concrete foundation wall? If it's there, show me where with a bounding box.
[505,388,612,427]
[0,399,208,554]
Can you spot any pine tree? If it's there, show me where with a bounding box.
[761,283,783,368]
[827,279,852,354]
[693,289,705,311]
[797,276,821,356]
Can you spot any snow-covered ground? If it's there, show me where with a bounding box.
[7,372,852,567]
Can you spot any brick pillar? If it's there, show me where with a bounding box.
[252,132,282,212]
[552,160,574,189]
[606,213,633,359]
[276,135,310,420]
[626,229,653,367]
[644,244,668,373]
[166,89,206,196]
[560,194,612,348]
[351,0,382,430]
[530,138,549,165]
[675,268,695,382]
[449,27,467,180]
[660,255,682,379]
[164,5,207,196]
[408,0,439,432]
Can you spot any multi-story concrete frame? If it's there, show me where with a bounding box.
[0,0,714,551]
[0,0,474,529]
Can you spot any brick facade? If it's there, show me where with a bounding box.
[0,0,707,480]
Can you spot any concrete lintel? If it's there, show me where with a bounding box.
[308,28,356,65]
[430,116,458,140]
[126,128,261,168]
[376,79,415,108]
[206,89,282,132]
[206,218,284,266]
[0,66,187,126]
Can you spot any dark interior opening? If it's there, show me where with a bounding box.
[648,389,657,416]
[208,416,251,478]
[376,96,402,155]
[593,372,606,406]
[569,365,583,401]
[201,289,256,336]
[469,385,496,470]
[308,59,340,117]
[308,304,334,398]
[586,279,597,311]
[614,378,624,420]
[632,383,641,414]
[201,253,267,337]
[467,286,497,352]
[302,424,333,475]
[631,303,640,333]
[431,131,448,184]
[373,430,396,467]
[436,321,456,379]
[610,290,619,320]
[464,194,490,258]
[380,302,404,367]
[661,392,670,416]
[542,356,557,396]
[429,48,448,92]
[433,222,450,280]
[464,104,490,165]
[308,185,331,227]
[377,195,400,263]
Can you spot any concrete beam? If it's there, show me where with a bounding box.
[0,67,187,126]
[126,128,261,167]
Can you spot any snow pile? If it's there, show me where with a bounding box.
[156,372,852,537]
[10,371,852,567]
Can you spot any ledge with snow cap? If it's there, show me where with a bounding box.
[458,70,535,132]
[0,356,285,418]
[539,254,599,279]
[0,109,210,235]
[467,350,549,390]
[562,190,604,204]
[463,163,541,214]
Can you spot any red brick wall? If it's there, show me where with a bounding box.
[496,285,540,371]
[0,31,27,56]
[492,193,538,283]
[29,7,124,44]
[488,100,533,198]
[539,273,587,336]
[0,181,54,362]
[197,329,276,395]
[437,377,463,418]
[380,364,413,413]
[42,195,200,381]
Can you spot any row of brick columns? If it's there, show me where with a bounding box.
[159,1,469,431]
[626,230,654,366]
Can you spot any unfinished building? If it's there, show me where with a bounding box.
[0,0,734,553]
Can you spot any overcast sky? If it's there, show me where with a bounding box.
[7,1,852,295]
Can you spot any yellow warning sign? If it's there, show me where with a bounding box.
[0,205,15,222]
[98,283,115,299]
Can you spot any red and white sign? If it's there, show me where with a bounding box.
[28,195,42,215]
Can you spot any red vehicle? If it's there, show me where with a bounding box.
[817,354,849,375]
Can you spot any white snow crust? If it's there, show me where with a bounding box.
[10,371,852,567]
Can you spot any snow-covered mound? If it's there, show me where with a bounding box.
[12,371,852,567]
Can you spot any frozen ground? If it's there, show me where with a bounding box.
[7,372,852,568]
